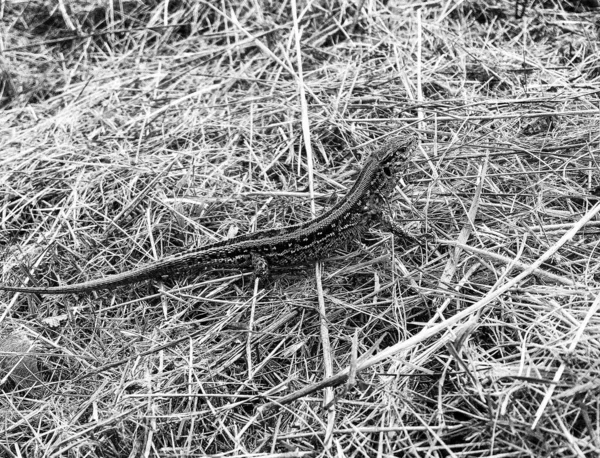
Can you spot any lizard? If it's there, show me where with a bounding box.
[0,135,417,294]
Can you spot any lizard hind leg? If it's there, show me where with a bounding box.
[251,253,270,280]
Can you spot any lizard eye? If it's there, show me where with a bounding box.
[383,165,392,175]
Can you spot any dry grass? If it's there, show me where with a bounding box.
[1,0,600,456]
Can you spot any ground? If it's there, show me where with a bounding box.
[0,0,599,456]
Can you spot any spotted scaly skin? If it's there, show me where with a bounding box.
[0,136,417,294]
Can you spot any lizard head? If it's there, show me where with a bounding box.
[345,134,418,211]
[363,134,418,201]
[374,134,418,177]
